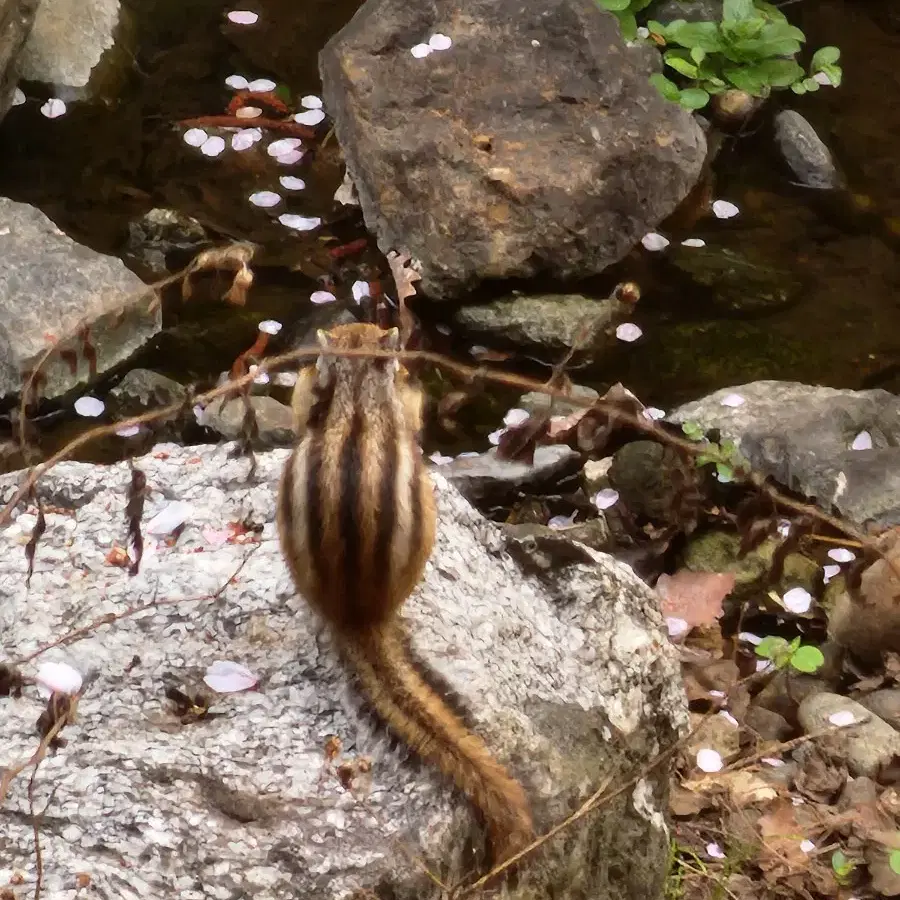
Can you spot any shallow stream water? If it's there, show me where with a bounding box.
[0,0,897,460]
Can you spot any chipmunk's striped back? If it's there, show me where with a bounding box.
[276,323,534,869]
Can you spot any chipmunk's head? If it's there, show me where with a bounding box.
[291,323,423,437]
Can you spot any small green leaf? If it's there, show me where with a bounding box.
[681,421,705,441]
[650,72,682,103]
[665,21,726,52]
[716,462,734,482]
[890,848,900,876]
[790,645,825,673]
[723,0,756,23]
[597,0,632,12]
[690,46,706,65]
[616,11,639,41]
[666,56,700,78]
[811,46,841,69]
[756,635,789,661]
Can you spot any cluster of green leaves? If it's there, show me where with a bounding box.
[644,0,842,112]
[755,635,824,673]
[681,421,747,483]
[595,0,655,41]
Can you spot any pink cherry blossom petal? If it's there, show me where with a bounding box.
[203,660,259,693]
[616,322,643,342]
[851,430,872,450]
[641,232,669,251]
[36,661,83,696]
[293,109,326,126]
[227,10,259,25]
[696,748,723,773]
[782,587,812,614]
[310,290,336,305]
[592,488,619,510]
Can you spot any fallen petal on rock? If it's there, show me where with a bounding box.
[696,748,723,773]
[681,238,706,247]
[592,488,619,510]
[278,176,306,190]
[36,661,83,696]
[782,586,812,614]
[225,74,250,90]
[203,660,259,693]
[146,501,193,535]
[827,547,855,563]
[310,290,336,305]
[641,232,669,251]
[301,95,323,109]
[235,106,262,118]
[258,319,282,335]
[503,408,530,428]
[247,78,276,92]
[827,710,858,727]
[823,564,841,583]
[720,393,745,408]
[851,430,872,450]
[410,43,432,58]
[429,33,453,50]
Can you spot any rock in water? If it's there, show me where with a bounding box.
[320,0,706,300]
[0,0,38,124]
[0,198,159,402]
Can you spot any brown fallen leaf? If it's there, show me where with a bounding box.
[657,569,735,629]
[757,799,812,878]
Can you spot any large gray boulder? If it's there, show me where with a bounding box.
[1,443,686,900]
[0,0,38,122]
[0,198,159,402]
[671,381,900,528]
[17,0,122,89]
[320,0,706,300]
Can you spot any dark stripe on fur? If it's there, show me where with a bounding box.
[339,404,364,628]
[372,414,398,616]
[304,433,326,600]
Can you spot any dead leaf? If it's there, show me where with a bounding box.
[657,569,735,629]
[793,745,847,803]
[758,800,812,877]
[386,250,421,302]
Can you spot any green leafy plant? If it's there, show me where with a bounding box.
[891,848,900,876]
[681,421,748,483]
[595,0,655,41]
[755,635,824,673]
[646,0,842,111]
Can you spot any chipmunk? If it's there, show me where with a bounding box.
[276,322,534,868]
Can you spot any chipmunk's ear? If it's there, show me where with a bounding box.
[379,327,401,351]
[315,329,335,386]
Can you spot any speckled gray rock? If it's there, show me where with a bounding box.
[671,381,900,528]
[17,0,122,89]
[797,693,900,778]
[773,110,843,190]
[0,0,38,122]
[320,0,706,300]
[0,443,686,900]
[455,293,632,358]
[0,198,159,403]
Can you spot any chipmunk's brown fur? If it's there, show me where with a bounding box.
[276,322,534,866]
